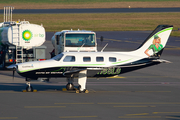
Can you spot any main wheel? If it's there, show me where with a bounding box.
[66,83,74,90]
[26,85,33,92]
[78,85,81,90]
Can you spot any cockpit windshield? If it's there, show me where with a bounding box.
[52,54,64,61]
[65,34,95,47]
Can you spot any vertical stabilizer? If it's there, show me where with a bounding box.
[134,25,173,58]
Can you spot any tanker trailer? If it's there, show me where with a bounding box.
[0,21,46,69]
[0,7,46,69]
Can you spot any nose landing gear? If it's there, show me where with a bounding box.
[26,82,33,92]
[23,78,37,92]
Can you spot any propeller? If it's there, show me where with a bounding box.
[7,64,17,80]
[13,67,15,80]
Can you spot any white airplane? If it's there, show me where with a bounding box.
[9,25,173,93]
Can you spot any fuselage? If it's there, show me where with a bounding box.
[16,51,157,79]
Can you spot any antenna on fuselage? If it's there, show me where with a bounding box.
[101,43,108,52]
[78,43,85,52]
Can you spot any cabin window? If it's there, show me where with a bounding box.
[53,54,64,61]
[109,57,116,62]
[96,57,104,62]
[83,57,91,62]
[63,56,75,62]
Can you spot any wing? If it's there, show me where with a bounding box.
[63,68,87,77]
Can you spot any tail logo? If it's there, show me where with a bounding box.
[145,35,163,57]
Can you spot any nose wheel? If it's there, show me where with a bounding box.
[26,82,33,92]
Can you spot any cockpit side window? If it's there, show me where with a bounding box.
[63,56,75,62]
[52,54,64,61]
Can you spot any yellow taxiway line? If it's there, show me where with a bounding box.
[153,112,180,114]
[24,106,66,108]
[59,116,98,118]
[98,102,180,105]
[54,103,94,105]
[118,116,161,119]
[107,76,125,78]
[165,48,180,50]
[114,106,156,107]
[126,113,149,116]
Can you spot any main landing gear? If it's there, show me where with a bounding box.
[66,77,75,90]
[66,70,89,93]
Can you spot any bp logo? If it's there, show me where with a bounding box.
[22,30,32,41]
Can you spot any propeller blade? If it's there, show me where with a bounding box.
[12,67,15,80]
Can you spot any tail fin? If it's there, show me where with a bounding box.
[135,25,173,58]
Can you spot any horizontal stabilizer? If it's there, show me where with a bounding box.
[152,59,172,63]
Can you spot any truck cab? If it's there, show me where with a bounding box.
[51,30,97,56]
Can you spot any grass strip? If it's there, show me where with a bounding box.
[1,12,180,36]
[1,1,180,9]
[1,0,180,3]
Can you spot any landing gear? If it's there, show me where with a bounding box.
[75,85,89,93]
[78,70,87,92]
[26,82,33,92]
[75,70,88,93]
[66,77,75,90]
[66,83,74,90]
[65,70,88,93]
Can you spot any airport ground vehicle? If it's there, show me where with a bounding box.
[51,30,97,57]
[0,7,46,69]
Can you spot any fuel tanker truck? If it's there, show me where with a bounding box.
[0,7,46,69]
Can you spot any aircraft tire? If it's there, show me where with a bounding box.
[26,85,33,92]
[78,85,81,90]
[66,83,74,90]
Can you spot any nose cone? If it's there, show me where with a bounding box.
[7,64,17,69]
[17,61,40,73]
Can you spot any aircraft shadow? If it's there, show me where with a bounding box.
[0,83,69,92]
[166,115,180,120]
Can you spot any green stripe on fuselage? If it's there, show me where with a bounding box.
[18,59,133,73]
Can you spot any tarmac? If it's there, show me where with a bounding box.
[0,31,180,120]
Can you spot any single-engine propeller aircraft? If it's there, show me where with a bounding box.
[8,25,173,93]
